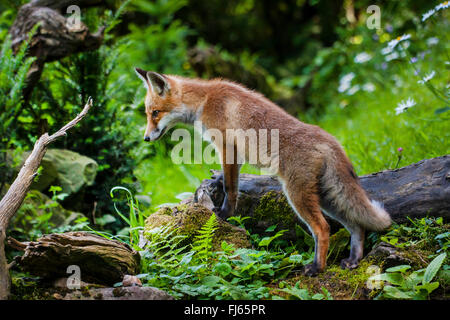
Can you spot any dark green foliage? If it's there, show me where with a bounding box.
[32,8,139,218]
[0,30,36,190]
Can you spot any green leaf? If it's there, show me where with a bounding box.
[214,262,232,277]
[48,185,62,193]
[95,214,117,226]
[423,253,447,284]
[311,293,324,300]
[370,273,405,287]
[382,286,414,299]
[386,265,411,273]
[201,275,223,287]
[415,282,439,294]
[434,106,450,115]
[258,237,272,247]
[289,254,304,264]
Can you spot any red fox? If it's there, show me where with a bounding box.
[135,68,392,276]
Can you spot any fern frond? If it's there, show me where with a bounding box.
[192,213,218,260]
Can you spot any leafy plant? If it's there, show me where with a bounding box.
[370,252,447,300]
[380,217,449,251]
[109,186,147,250]
[137,206,308,299]
[0,28,36,189]
[278,282,333,300]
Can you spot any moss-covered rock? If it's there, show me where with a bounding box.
[144,203,251,250]
[14,148,98,196]
[365,242,433,270]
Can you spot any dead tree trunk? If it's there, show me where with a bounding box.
[0,98,93,300]
[195,155,450,236]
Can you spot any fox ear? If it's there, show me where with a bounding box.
[147,71,170,96]
[135,67,150,90]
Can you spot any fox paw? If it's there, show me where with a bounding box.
[340,258,359,270]
[303,263,321,277]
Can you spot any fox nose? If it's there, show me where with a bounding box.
[144,136,150,142]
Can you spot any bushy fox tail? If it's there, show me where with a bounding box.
[361,199,392,231]
[320,157,392,232]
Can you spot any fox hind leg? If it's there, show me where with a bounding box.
[284,184,330,276]
[320,203,366,270]
[340,223,365,269]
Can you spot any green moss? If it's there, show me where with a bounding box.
[10,276,47,300]
[253,191,297,229]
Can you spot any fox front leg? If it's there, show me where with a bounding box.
[213,162,240,220]
[213,144,240,220]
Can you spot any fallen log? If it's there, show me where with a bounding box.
[194,155,450,236]
[9,232,140,286]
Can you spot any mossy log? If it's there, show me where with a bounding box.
[194,155,450,237]
[8,232,140,286]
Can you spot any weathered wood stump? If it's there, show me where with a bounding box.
[9,232,140,286]
[195,156,450,237]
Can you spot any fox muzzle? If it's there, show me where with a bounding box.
[144,126,167,142]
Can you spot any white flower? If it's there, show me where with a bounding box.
[341,73,355,83]
[395,98,416,115]
[435,1,450,11]
[418,70,436,84]
[354,52,372,63]
[338,73,355,93]
[426,37,439,46]
[385,51,399,61]
[381,46,393,55]
[347,85,360,96]
[422,9,436,21]
[386,34,411,50]
[362,83,376,92]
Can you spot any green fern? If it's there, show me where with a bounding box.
[191,213,218,261]
[144,223,189,268]
[0,28,36,188]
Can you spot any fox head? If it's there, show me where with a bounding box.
[135,67,187,142]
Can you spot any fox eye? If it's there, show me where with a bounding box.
[152,110,160,118]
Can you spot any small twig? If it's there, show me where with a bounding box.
[91,201,98,225]
[7,237,27,251]
[46,97,93,144]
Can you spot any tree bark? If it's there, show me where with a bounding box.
[194,155,450,235]
[0,98,93,300]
